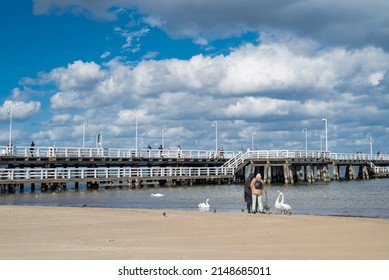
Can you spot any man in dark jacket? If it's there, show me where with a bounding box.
[244,173,255,213]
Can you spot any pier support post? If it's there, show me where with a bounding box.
[306,165,315,183]
[319,165,330,182]
[332,163,339,180]
[283,164,293,184]
[346,164,356,180]
[360,165,370,179]
[264,164,272,184]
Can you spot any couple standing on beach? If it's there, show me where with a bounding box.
[244,173,265,214]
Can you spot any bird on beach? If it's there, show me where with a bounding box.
[263,190,272,213]
[198,198,210,209]
[275,191,283,214]
[163,212,167,217]
[275,191,292,215]
[280,192,292,215]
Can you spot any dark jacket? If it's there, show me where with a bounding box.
[244,173,255,202]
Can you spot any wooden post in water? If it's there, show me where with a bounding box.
[306,164,315,183]
[332,163,339,180]
[346,164,356,180]
[264,164,272,184]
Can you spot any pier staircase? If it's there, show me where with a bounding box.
[369,162,389,178]
[221,151,251,172]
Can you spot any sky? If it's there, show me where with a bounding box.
[0,0,388,153]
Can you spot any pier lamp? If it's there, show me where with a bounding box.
[212,121,218,153]
[82,120,88,148]
[367,133,374,158]
[320,134,324,152]
[322,118,328,152]
[251,131,256,151]
[132,115,138,156]
[161,125,167,148]
[7,108,12,149]
[302,128,308,152]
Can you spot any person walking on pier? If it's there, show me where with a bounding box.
[244,173,255,213]
[158,144,163,158]
[250,173,265,214]
[30,141,35,157]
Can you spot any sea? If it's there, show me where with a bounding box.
[1,178,389,218]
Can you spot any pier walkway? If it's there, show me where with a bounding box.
[1,145,389,192]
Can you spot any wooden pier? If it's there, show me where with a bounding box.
[1,146,389,193]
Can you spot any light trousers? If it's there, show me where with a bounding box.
[251,194,263,213]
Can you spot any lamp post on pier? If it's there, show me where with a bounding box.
[161,125,167,148]
[251,131,256,150]
[7,108,12,148]
[322,118,328,152]
[367,133,373,158]
[320,134,324,152]
[302,128,308,152]
[212,121,218,153]
[132,114,138,156]
[82,120,88,148]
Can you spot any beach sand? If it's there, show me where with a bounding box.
[0,205,388,260]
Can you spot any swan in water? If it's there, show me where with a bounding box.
[263,190,272,213]
[151,193,164,197]
[198,198,210,208]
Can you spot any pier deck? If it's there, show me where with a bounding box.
[1,146,389,192]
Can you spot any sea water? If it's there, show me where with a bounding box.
[1,178,388,218]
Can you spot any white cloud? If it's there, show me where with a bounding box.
[114,26,150,53]
[369,71,385,86]
[32,0,389,51]
[100,51,111,59]
[1,100,41,120]
[47,60,107,91]
[23,35,389,150]
[194,37,208,46]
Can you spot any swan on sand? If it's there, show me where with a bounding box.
[151,193,164,197]
[275,191,292,215]
[263,190,272,213]
[198,198,210,208]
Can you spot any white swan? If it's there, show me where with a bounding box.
[263,190,272,213]
[275,191,284,214]
[198,198,210,208]
[279,191,292,214]
[151,193,164,197]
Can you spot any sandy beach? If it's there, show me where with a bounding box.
[0,205,388,260]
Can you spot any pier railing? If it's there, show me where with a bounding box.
[0,166,235,182]
[2,145,389,163]
[2,146,239,159]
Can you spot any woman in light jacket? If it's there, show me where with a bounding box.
[250,173,264,214]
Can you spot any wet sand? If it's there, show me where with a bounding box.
[0,205,388,260]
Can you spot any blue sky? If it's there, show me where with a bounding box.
[1,0,388,154]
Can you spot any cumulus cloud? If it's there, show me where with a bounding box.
[32,0,132,20]
[33,0,389,51]
[30,37,389,114]
[1,100,41,120]
[369,71,385,86]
